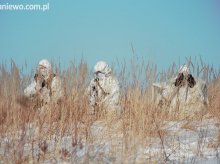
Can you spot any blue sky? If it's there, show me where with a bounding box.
[0,0,220,72]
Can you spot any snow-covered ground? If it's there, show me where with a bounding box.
[0,118,220,163]
[144,118,220,163]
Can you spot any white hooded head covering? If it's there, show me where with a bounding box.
[37,59,52,80]
[94,61,112,79]
[178,64,190,76]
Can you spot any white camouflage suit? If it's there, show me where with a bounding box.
[87,61,121,115]
[152,65,208,117]
[24,59,64,106]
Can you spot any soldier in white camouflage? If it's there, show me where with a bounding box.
[152,64,208,118]
[24,59,64,107]
[87,61,121,115]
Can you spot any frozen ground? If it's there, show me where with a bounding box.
[0,118,220,163]
[144,118,220,163]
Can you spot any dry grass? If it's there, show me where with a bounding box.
[0,57,219,163]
